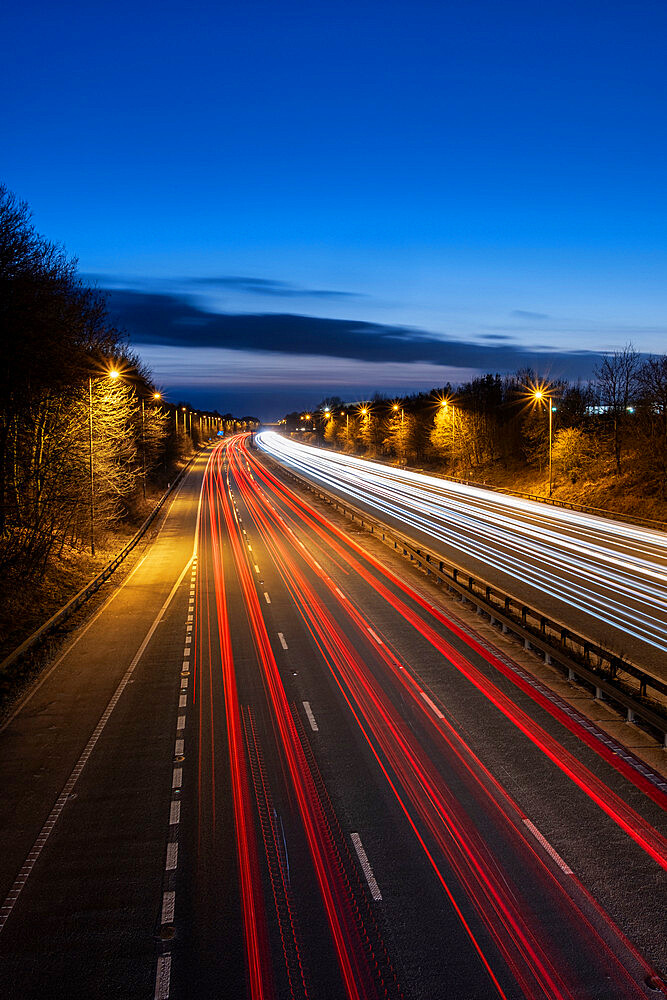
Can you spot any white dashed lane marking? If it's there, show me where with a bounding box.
[303,701,319,732]
[523,819,573,875]
[165,843,178,871]
[172,768,182,790]
[350,833,382,901]
[278,632,288,650]
[161,891,175,923]
[154,955,171,1000]
[179,694,187,708]
[264,592,271,604]
[367,627,383,645]
[169,801,181,825]
[420,691,444,720]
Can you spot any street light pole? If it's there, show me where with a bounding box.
[88,377,95,555]
[548,400,553,498]
[531,386,554,497]
[141,398,146,500]
[88,368,120,556]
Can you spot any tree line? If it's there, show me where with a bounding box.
[0,185,232,576]
[283,346,667,498]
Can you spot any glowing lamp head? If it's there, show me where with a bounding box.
[108,369,120,380]
[361,408,367,416]
[393,404,399,411]
[305,414,311,420]
[533,389,544,401]
[153,392,161,400]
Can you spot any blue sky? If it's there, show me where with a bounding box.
[3,0,667,417]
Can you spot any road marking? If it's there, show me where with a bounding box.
[187,615,193,623]
[420,691,444,720]
[184,635,191,645]
[335,587,348,601]
[254,564,260,573]
[523,819,573,875]
[161,890,175,923]
[183,647,190,657]
[172,768,182,789]
[177,715,186,730]
[303,701,319,731]
[186,624,192,632]
[179,694,187,708]
[154,954,171,1000]
[367,627,383,645]
[181,677,189,689]
[0,556,193,935]
[350,833,382,901]
[165,842,178,871]
[264,592,271,604]
[169,801,181,825]
[182,661,190,671]
[278,632,288,650]
[175,738,184,755]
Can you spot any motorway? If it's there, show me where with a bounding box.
[256,431,667,675]
[0,436,665,999]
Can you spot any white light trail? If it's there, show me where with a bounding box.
[256,432,667,660]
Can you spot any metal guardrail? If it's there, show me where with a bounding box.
[0,452,199,676]
[272,461,667,747]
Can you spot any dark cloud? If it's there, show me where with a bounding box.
[106,288,603,378]
[184,275,362,299]
[511,309,550,321]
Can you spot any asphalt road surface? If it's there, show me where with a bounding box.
[255,431,667,677]
[0,437,665,1000]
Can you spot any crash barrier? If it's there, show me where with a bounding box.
[273,461,667,748]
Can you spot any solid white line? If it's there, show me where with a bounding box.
[161,890,175,923]
[169,800,181,825]
[154,954,171,1000]
[350,833,382,901]
[264,592,271,604]
[165,842,178,871]
[420,690,444,720]
[0,556,193,935]
[278,632,288,650]
[523,819,573,874]
[303,701,319,732]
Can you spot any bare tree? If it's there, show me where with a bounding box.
[594,344,641,474]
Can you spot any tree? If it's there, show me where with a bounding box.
[637,355,667,495]
[594,344,641,474]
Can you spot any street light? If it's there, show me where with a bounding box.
[88,368,121,555]
[531,385,554,497]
